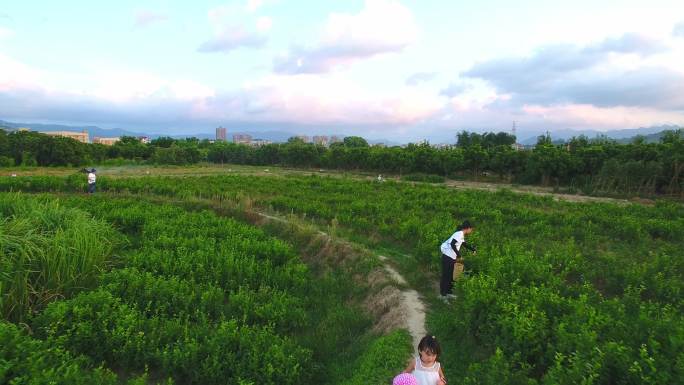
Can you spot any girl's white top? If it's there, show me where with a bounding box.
[412,355,441,385]
[87,172,96,184]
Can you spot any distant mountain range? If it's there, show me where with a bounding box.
[0,119,400,145]
[519,125,681,145]
[0,120,309,143]
[0,119,679,146]
[614,131,669,144]
[0,120,147,139]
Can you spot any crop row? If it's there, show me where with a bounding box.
[0,194,384,384]
[2,175,682,383]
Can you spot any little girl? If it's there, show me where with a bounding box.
[403,335,447,385]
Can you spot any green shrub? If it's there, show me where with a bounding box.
[401,173,446,183]
[0,194,119,322]
[341,330,413,385]
[0,156,13,167]
[0,320,158,385]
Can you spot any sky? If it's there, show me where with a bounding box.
[1,0,683,142]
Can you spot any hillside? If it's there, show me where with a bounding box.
[519,124,680,145]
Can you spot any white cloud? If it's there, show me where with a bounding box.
[440,81,473,97]
[421,97,684,139]
[234,74,441,125]
[92,72,164,102]
[198,26,267,53]
[406,72,437,86]
[200,5,269,53]
[245,0,264,13]
[133,10,168,28]
[88,71,215,102]
[521,104,684,130]
[207,5,232,24]
[0,54,45,91]
[0,53,216,104]
[256,16,272,33]
[0,53,441,131]
[274,0,418,74]
[674,21,684,37]
[0,26,13,40]
[418,26,684,135]
[321,0,417,49]
[462,31,684,110]
[5,13,684,137]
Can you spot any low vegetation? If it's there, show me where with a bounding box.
[2,128,682,196]
[1,170,682,383]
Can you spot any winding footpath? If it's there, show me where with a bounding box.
[255,211,428,350]
[84,190,431,353]
[377,255,427,350]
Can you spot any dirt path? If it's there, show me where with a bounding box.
[258,210,427,350]
[442,180,633,204]
[378,255,427,350]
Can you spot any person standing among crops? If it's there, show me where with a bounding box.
[402,335,447,385]
[439,220,475,301]
[87,168,96,194]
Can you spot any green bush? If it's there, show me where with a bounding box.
[341,330,413,385]
[2,173,683,383]
[34,289,310,385]
[0,320,158,385]
[401,173,446,183]
[0,193,119,322]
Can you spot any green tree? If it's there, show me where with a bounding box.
[108,137,151,160]
[527,144,574,186]
[660,129,684,195]
[343,136,369,148]
[253,144,281,165]
[488,145,517,180]
[150,136,175,148]
[464,144,488,178]
[458,131,515,148]
[438,147,465,176]
[282,142,320,167]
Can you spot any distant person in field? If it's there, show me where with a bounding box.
[403,335,447,385]
[439,220,476,300]
[87,168,96,194]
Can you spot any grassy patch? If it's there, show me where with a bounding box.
[0,193,120,323]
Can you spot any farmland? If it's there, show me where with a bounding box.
[2,128,683,198]
[1,191,412,384]
[1,171,683,384]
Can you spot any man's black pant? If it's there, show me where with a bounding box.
[440,254,455,296]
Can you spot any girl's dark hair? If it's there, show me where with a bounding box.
[418,335,441,356]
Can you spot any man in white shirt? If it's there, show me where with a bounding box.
[439,220,476,299]
[87,168,96,194]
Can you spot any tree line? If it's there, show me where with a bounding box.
[1,128,682,196]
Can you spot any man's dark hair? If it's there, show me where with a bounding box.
[457,220,473,230]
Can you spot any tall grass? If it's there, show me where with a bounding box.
[0,193,119,323]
